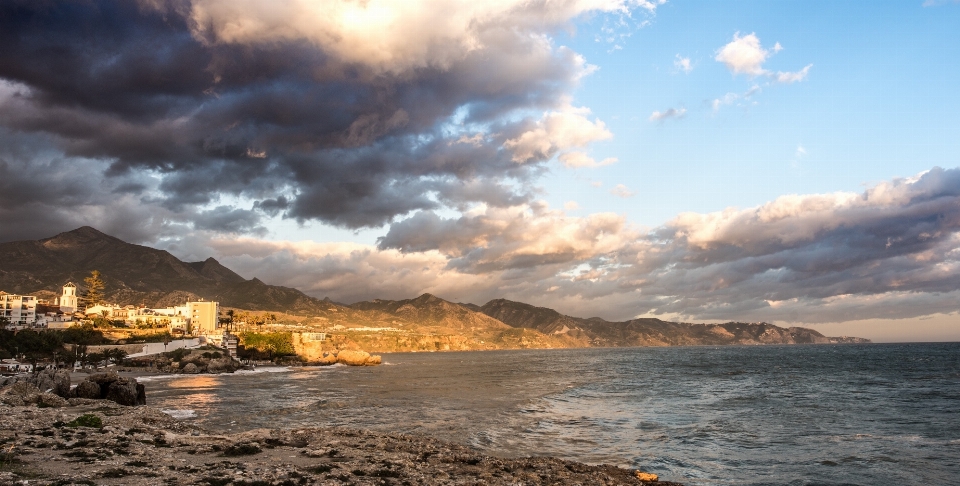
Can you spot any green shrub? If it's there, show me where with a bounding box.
[67,414,103,429]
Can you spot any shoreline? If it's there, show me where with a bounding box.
[0,401,682,485]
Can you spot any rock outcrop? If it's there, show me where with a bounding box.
[80,372,146,406]
[0,368,72,397]
[73,380,101,400]
[334,350,382,366]
[1,370,146,407]
[156,350,243,374]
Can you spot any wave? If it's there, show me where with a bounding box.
[161,409,197,419]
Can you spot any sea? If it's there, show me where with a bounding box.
[145,343,960,486]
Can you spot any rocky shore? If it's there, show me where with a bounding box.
[0,391,681,485]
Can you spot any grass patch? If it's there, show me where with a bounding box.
[66,414,103,429]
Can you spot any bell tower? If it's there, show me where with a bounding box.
[60,282,78,314]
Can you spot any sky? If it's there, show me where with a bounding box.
[1,0,959,342]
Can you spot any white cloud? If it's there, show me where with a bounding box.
[649,107,686,122]
[715,32,811,84]
[564,200,580,210]
[674,54,693,73]
[503,104,613,163]
[775,64,813,84]
[711,86,761,112]
[715,32,771,77]
[185,0,665,73]
[558,152,618,168]
[610,183,636,198]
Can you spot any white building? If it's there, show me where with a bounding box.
[1,293,37,325]
[37,312,74,329]
[59,283,78,314]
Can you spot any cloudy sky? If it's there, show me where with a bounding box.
[1,0,959,342]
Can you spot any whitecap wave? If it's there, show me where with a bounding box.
[161,409,197,419]
[136,374,186,383]
[233,366,292,375]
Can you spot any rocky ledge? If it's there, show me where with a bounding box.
[0,402,681,485]
[0,369,145,407]
[309,349,382,367]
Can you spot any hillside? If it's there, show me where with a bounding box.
[0,227,330,313]
[0,226,869,349]
[479,298,869,346]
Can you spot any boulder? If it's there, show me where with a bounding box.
[105,379,139,406]
[76,372,145,406]
[335,350,381,366]
[315,353,338,366]
[635,471,659,482]
[73,380,102,399]
[86,372,122,396]
[0,382,41,406]
[34,370,56,394]
[207,357,240,374]
[53,370,72,398]
[37,392,68,408]
[182,363,200,374]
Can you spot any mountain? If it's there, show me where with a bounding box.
[479,298,869,346]
[0,226,869,348]
[0,226,329,313]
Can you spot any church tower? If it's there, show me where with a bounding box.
[60,282,78,314]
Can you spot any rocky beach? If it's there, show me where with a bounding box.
[0,370,679,486]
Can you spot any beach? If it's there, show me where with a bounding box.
[0,400,676,485]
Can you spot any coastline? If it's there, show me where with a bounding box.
[0,401,681,485]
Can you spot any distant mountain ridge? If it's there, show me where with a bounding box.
[0,227,870,347]
[0,226,330,313]
[477,298,868,346]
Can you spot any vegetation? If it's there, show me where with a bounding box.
[67,414,103,429]
[232,312,278,332]
[126,331,174,343]
[238,332,295,361]
[82,270,105,308]
[0,328,112,365]
[163,348,190,362]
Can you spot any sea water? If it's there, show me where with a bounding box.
[147,343,960,485]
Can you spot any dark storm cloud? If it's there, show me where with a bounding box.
[0,0,591,237]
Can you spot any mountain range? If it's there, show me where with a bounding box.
[0,227,869,348]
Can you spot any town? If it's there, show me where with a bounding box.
[1,276,243,370]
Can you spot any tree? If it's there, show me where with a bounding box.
[106,348,127,364]
[83,270,106,308]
